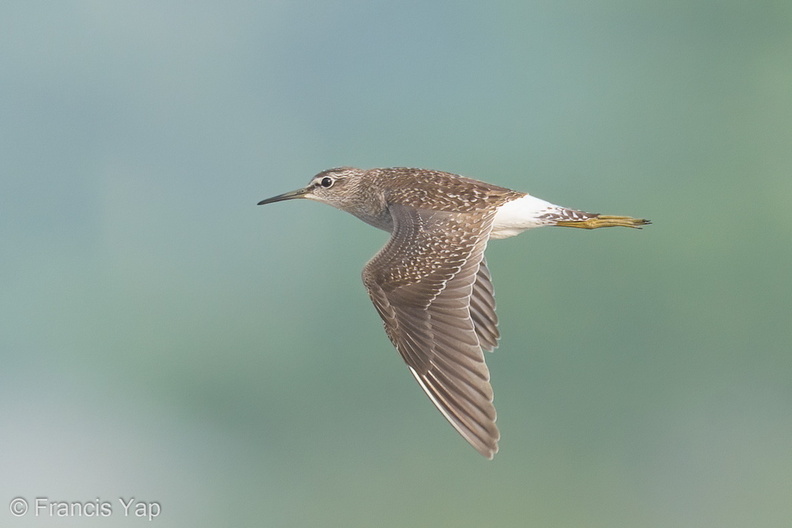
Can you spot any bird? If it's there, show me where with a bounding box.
[258,167,650,458]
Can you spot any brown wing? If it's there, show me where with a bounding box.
[470,258,500,352]
[362,203,500,458]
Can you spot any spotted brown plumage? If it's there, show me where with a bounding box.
[258,167,650,458]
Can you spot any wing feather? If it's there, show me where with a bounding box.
[362,204,501,458]
[470,259,500,352]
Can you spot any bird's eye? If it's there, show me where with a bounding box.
[320,176,334,188]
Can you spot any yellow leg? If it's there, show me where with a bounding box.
[556,215,651,229]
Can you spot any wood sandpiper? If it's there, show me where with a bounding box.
[258,167,650,458]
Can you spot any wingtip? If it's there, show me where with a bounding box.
[480,444,499,460]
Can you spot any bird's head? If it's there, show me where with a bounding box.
[257,167,366,212]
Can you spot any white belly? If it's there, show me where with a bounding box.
[490,194,559,239]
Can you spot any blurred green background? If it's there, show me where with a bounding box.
[2,1,791,527]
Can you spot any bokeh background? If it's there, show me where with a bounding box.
[2,1,791,526]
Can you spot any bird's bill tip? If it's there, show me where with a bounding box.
[257,187,310,205]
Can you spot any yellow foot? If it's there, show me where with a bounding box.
[556,215,651,229]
